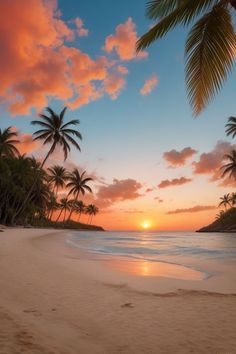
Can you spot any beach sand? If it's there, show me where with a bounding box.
[0,228,236,354]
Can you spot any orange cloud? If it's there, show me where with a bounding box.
[96,178,143,207]
[103,17,148,61]
[0,1,130,115]
[163,147,197,167]
[192,141,236,187]
[158,177,192,189]
[140,75,158,95]
[167,205,216,215]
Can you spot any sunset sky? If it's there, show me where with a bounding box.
[0,0,236,230]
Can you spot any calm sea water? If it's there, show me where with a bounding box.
[66,231,236,263]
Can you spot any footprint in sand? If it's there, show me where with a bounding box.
[121,302,134,308]
[23,309,41,317]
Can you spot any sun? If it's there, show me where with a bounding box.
[141,221,151,229]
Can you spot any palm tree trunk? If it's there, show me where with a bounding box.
[67,192,79,221]
[56,209,63,222]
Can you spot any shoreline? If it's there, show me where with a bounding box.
[0,228,236,353]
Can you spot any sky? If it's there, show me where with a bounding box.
[0,0,236,231]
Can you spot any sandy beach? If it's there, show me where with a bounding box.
[0,228,236,354]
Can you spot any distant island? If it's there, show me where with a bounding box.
[197,208,236,233]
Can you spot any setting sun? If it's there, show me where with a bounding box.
[141,222,151,229]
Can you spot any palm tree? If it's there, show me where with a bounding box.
[66,169,93,221]
[56,198,71,223]
[215,210,225,220]
[230,192,236,206]
[221,150,236,180]
[15,107,82,220]
[219,193,232,209]
[47,165,68,197]
[225,116,236,138]
[74,200,86,221]
[0,127,19,157]
[137,1,236,115]
[86,204,99,224]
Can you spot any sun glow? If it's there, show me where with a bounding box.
[141,221,151,229]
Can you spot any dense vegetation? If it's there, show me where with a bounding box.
[0,107,100,229]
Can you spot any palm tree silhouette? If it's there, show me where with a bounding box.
[137,1,236,115]
[47,165,68,197]
[16,107,82,220]
[0,127,19,157]
[86,204,99,224]
[225,116,236,138]
[74,200,85,221]
[66,169,93,221]
[221,150,236,180]
[219,194,232,209]
[56,198,71,223]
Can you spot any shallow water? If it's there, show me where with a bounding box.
[66,231,236,280]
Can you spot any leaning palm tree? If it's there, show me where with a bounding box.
[137,1,236,115]
[15,107,82,220]
[221,150,236,180]
[225,116,236,138]
[0,127,19,157]
[66,169,93,221]
[219,193,232,209]
[47,165,68,197]
[86,204,99,224]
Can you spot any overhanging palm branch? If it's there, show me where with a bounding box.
[137,0,236,115]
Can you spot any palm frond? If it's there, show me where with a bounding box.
[137,0,218,51]
[185,4,236,115]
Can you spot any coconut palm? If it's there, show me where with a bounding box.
[47,165,68,196]
[32,107,82,165]
[15,107,82,220]
[137,0,236,115]
[56,198,71,223]
[0,127,19,157]
[219,193,232,209]
[221,150,236,180]
[86,204,99,224]
[66,169,93,221]
[74,200,86,221]
[225,116,236,138]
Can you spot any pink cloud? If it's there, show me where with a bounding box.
[158,177,192,189]
[167,205,216,215]
[163,147,197,167]
[0,1,132,115]
[140,75,158,96]
[192,141,236,187]
[104,74,126,100]
[96,178,143,207]
[146,188,153,193]
[103,17,148,61]
[74,17,89,37]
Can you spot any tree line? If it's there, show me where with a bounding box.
[0,107,99,227]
